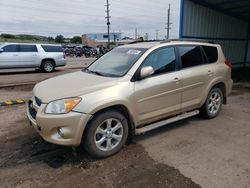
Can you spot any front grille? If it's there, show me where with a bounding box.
[28,100,37,119]
[35,97,42,107]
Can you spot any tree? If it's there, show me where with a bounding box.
[55,35,65,43]
[70,36,82,44]
[1,33,16,39]
[47,36,54,42]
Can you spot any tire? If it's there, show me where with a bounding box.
[82,110,129,158]
[200,87,223,119]
[41,60,55,73]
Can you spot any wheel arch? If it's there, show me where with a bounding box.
[41,58,56,67]
[84,104,136,137]
[201,79,227,107]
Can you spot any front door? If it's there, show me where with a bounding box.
[0,44,20,68]
[134,47,182,125]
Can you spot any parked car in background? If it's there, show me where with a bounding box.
[0,43,66,72]
[27,39,233,158]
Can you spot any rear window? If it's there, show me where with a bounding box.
[19,45,37,52]
[178,46,203,68]
[41,45,63,52]
[202,46,218,63]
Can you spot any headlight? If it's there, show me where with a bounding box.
[45,97,81,114]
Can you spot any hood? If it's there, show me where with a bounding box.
[33,71,121,103]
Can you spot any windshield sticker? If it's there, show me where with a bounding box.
[127,50,141,55]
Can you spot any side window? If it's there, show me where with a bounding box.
[41,45,63,52]
[2,45,19,52]
[19,45,37,52]
[142,47,176,76]
[202,46,218,63]
[178,46,203,68]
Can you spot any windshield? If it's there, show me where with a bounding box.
[86,47,147,77]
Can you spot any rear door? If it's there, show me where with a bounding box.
[18,44,39,67]
[0,44,19,68]
[177,45,214,112]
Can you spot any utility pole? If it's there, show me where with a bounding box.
[135,28,138,40]
[156,29,159,40]
[165,4,172,39]
[105,0,111,49]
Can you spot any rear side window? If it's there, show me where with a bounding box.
[178,46,203,68]
[19,45,37,52]
[2,45,18,52]
[142,47,176,76]
[41,45,63,52]
[202,46,218,63]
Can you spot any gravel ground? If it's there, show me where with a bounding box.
[0,59,249,188]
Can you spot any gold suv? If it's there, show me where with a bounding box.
[27,40,233,158]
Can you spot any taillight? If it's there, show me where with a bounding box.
[63,53,66,59]
[225,61,232,69]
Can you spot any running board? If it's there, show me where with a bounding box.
[135,110,200,135]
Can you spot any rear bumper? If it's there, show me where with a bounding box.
[227,79,233,95]
[27,98,92,146]
[55,59,67,67]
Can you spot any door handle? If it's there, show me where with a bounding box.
[173,77,181,83]
[208,70,213,76]
[13,54,18,56]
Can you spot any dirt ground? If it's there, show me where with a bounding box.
[0,60,249,188]
[0,105,199,188]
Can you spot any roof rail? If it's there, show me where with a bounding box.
[129,40,163,44]
[160,38,215,44]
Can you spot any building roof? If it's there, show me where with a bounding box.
[190,0,250,21]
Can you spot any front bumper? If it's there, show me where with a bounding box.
[27,98,92,146]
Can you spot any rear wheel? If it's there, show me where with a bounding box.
[200,87,223,119]
[41,60,55,73]
[82,110,129,158]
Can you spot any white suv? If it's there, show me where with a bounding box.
[0,43,66,72]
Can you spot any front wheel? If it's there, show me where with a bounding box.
[200,87,223,119]
[82,110,129,158]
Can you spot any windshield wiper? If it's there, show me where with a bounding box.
[84,68,106,76]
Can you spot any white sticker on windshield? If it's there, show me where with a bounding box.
[127,50,141,55]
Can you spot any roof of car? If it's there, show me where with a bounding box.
[1,42,61,46]
[119,39,218,49]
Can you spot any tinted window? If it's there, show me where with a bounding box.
[142,47,176,76]
[179,46,203,68]
[19,45,37,52]
[2,45,18,52]
[202,46,218,63]
[42,45,63,52]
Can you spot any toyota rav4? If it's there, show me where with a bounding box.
[27,40,233,158]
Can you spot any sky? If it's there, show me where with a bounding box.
[0,0,180,39]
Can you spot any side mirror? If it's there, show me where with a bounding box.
[140,66,154,79]
[0,49,3,53]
